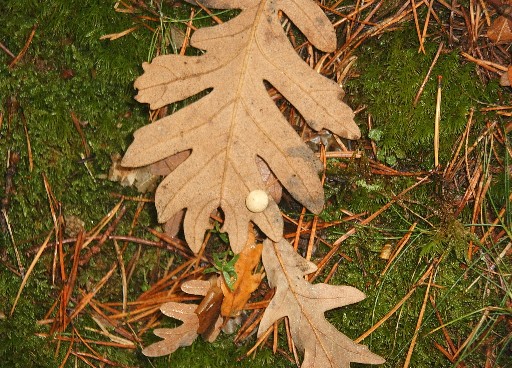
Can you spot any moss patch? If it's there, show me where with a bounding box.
[347,28,500,168]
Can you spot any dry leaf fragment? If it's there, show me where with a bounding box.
[122,0,360,253]
[108,153,159,193]
[487,15,512,43]
[499,65,512,86]
[258,239,385,368]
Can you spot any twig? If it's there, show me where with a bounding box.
[0,41,15,60]
[19,108,33,172]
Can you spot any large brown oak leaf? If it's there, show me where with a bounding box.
[258,239,385,367]
[122,0,360,253]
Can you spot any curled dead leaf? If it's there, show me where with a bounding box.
[220,239,264,317]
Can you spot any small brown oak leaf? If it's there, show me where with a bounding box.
[258,239,385,368]
[142,278,223,357]
[121,0,359,253]
[142,302,199,357]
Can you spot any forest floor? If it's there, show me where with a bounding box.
[0,1,510,367]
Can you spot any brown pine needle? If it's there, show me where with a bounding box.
[311,175,431,282]
[2,207,24,277]
[59,232,83,332]
[18,109,34,172]
[414,42,444,106]
[8,23,37,68]
[411,0,424,53]
[430,295,458,356]
[419,0,435,53]
[0,41,15,60]
[113,239,128,313]
[179,8,195,55]
[81,199,124,249]
[434,75,443,168]
[192,0,223,24]
[68,265,118,322]
[379,222,418,282]
[460,51,507,73]
[246,323,273,357]
[356,263,434,343]
[58,331,75,368]
[403,265,435,368]
[99,26,139,41]
[10,229,53,315]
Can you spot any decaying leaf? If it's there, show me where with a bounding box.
[220,233,264,317]
[108,153,159,193]
[487,15,512,43]
[122,0,360,253]
[64,214,85,237]
[258,239,385,368]
[149,150,191,177]
[142,278,223,357]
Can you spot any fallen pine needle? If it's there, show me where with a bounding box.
[434,75,442,168]
[10,229,53,315]
[356,263,434,342]
[403,264,435,368]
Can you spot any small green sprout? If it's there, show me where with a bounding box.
[205,250,239,290]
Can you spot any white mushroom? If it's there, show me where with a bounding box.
[245,190,269,213]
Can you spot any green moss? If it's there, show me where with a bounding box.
[346,28,500,169]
